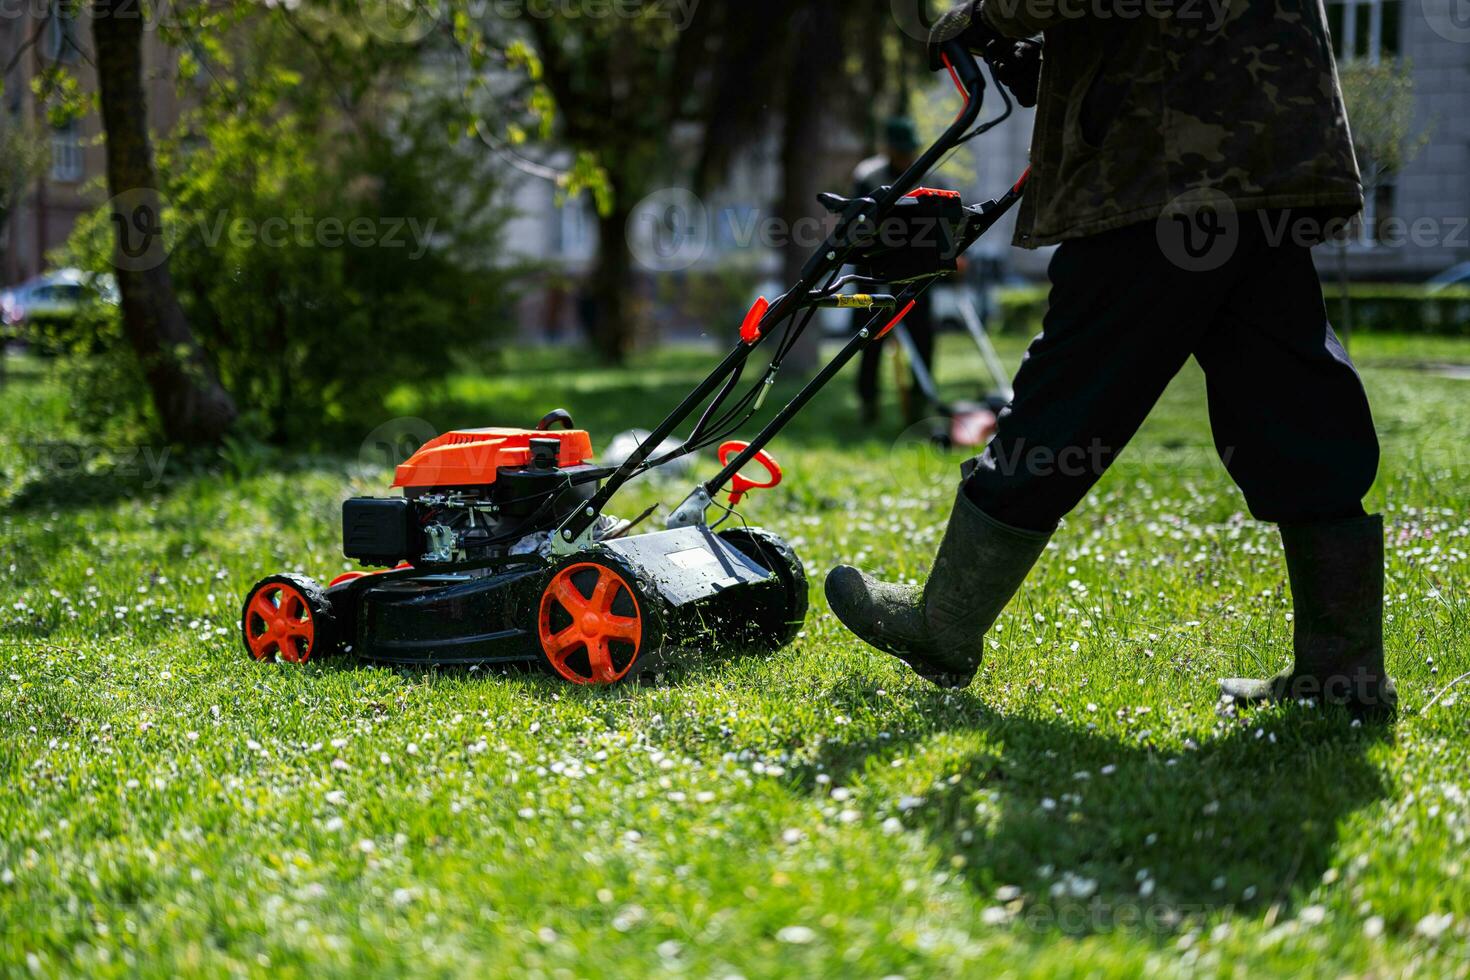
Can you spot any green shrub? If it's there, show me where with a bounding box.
[991,285,1048,335]
[21,310,96,357]
[23,299,158,441]
[60,107,516,446]
[653,266,763,340]
[1322,284,1470,336]
[52,6,527,448]
[989,283,1470,337]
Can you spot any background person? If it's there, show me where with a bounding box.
[852,115,940,426]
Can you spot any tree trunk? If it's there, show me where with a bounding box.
[92,0,236,445]
[776,1,842,374]
[591,201,636,364]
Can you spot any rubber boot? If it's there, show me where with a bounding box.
[825,490,1051,687]
[1220,515,1397,718]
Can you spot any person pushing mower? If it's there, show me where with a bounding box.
[826,1,1398,715]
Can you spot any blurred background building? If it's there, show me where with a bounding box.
[1,3,181,286]
[497,9,1467,347]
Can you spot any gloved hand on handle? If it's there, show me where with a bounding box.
[928,1,1043,108]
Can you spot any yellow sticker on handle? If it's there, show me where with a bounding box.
[834,294,875,309]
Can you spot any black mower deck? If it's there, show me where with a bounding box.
[347,527,774,664]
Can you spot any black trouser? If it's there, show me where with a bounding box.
[856,298,935,410]
[964,213,1380,533]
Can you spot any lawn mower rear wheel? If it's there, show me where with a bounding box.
[716,527,809,651]
[241,573,339,665]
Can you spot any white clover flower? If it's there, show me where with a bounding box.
[1415,913,1454,940]
[1299,905,1327,926]
[776,926,816,945]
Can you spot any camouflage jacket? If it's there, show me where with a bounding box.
[978,0,1364,247]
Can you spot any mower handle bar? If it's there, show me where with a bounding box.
[552,42,988,548]
[762,40,985,327]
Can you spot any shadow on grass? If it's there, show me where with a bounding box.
[6,466,169,513]
[329,639,780,692]
[272,634,1392,939]
[2,442,303,514]
[804,684,1393,935]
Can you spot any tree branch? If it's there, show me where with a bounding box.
[4,7,54,76]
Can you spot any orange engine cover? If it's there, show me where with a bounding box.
[392,428,594,490]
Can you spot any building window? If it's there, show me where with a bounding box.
[50,122,83,182]
[1326,0,1402,63]
[555,194,593,259]
[44,5,82,64]
[1365,182,1396,244]
[1326,0,1405,246]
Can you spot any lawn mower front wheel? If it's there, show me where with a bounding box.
[536,556,665,686]
[241,573,339,665]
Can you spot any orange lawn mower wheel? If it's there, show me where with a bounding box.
[241,573,339,664]
[537,559,661,685]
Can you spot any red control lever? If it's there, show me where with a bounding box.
[717,441,783,507]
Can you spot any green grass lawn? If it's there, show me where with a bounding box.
[2,332,1468,977]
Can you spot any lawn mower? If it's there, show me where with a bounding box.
[240,43,1030,685]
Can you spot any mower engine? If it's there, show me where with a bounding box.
[342,426,601,567]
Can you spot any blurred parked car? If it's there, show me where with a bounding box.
[0,268,118,352]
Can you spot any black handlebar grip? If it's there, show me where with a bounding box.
[939,38,986,95]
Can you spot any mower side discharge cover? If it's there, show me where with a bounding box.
[345,527,782,667]
[602,526,782,636]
